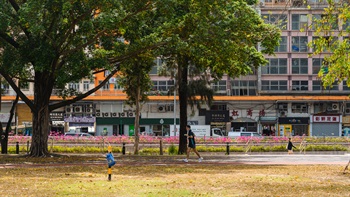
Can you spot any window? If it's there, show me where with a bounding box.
[292,81,308,91]
[343,81,350,91]
[292,14,308,30]
[98,81,109,90]
[291,36,308,52]
[314,103,324,113]
[312,58,324,74]
[291,103,308,113]
[152,80,174,92]
[231,80,256,96]
[312,81,338,91]
[312,36,338,52]
[313,14,338,30]
[211,80,227,95]
[292,58,308,74]
[150,57,163,75]
[278,103,288,113]
[261,14,288,30]
[275,36,287,52]
[261,58,287,74]
[114,81,123,90]
[210,104,227,111]
[68,83,79,91]
[312,81,322,91]
[261,80,287,91]
[83,81,90,91]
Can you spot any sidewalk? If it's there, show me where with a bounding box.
[0,152,349,169]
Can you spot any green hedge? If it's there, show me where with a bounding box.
[5,144,349,154]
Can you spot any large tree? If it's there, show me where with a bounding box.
[311,0,350,88]
[159,0,281,153]
[0,0,168,157]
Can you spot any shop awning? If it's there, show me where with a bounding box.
[259,116,277,123]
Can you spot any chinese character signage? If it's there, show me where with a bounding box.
[64,116,96,123]
[313,115,340,123]
[205,110,229,124]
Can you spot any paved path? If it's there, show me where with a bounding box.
[1,153,349,168]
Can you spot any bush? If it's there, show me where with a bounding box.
[168,144,178,155]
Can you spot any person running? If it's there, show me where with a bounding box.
[183,125,203,162]
[287,137,297,154]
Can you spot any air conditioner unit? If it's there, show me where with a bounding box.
[74,106,82,113]
[65,107,73,113]
[158,105,166,112]
[119,112,127,117]
[128,112,135,117]
[85,108,92,113]
[102,112,110,117]
[345,108,350,114]
[332,103,339,111]
[111,112,118,117]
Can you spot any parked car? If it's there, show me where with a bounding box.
[64,132,93,137]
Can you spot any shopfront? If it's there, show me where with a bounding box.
[205,110,230,135]
[64,116,95,134]
[311,115,341,136]
[342,116,350,136]
[259,116,277,136]
[278,117,309,136]
[96,117,179,136]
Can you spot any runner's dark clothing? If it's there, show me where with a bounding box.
[188,130,196,148]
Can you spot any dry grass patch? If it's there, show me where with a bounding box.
[0,162,349,197]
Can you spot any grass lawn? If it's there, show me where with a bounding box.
[0,155,349,197]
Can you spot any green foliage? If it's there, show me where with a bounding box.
[167,144,178,155]
[310,0,350,88]
[7,144,349,154]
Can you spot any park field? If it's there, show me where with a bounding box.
[0,155,349,197]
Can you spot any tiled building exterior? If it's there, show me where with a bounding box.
[1,1,350,137]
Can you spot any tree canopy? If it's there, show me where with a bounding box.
[312,0,350,88]
[0,0,280,156]
[0,0,169,156]
[156,0,281,153]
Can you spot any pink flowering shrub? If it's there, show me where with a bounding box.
[8,135,349,144]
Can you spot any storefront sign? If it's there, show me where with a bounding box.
[313,115,340,123]
[205,111,230,124]
[64,116,96,123]
[50,112,64,121]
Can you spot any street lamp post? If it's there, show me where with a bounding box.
[173,73,176,136]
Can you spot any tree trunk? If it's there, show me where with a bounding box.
[1,95,19,154]
[29,73,53,157]
[30,104,50,157]
[178,55,189,154]
[134,86,141,155]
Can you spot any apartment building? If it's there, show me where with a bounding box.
[1,0,349,137]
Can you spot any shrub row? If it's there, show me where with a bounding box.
[6,144,349,154]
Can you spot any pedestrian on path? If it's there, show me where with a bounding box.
[287,137,297,154]
[183,125,203,162]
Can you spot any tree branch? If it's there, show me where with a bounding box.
[0,31,20,48]
[0,70,35,111]
[49,64,120,111]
